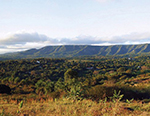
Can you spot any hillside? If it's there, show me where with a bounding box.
[1,56,150,115]
[1,44,150,59]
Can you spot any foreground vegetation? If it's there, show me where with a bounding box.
[1,93,150,116]
[1,55,150,115]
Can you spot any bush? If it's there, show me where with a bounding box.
[0,84,11,94]
[49,91,61,99]
[84,85,150,101]
[85,85,115,101]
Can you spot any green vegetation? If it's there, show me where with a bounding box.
[1,56,150,99]
[1,55,150,115]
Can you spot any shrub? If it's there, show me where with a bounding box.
[49,91,61,99]
[85,85,115,101]
[84,85,150,101]
[0,84,11,94]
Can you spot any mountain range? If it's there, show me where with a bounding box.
[1,44,150,60]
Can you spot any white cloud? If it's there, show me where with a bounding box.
[59,35,104,45]
[110,32,150,44]
[0,32,58,45]
[0,32,60,54]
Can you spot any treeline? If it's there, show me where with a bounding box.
[1,56,150,100]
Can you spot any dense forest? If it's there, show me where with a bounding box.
[1,56,150,101]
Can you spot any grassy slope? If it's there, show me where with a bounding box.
[1,96,150,116]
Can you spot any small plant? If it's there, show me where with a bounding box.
[126,98,134,104]
[110,90,124,115]
[17,100,23,114]
[110,90,124,103]
[19,100,23,108]
[99,97,107,103]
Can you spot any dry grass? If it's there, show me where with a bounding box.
[1,96,150,116]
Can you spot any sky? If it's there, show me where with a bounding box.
[0,0,150,54]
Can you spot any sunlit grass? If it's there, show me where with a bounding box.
[1,96,150,116]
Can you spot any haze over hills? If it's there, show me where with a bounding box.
[1,43,150,60]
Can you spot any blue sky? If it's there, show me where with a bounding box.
[0,0,150,53]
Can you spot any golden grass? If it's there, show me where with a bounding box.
[1,97,150,116]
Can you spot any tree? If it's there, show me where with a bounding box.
[64,68,78,82]
[54,78,65,91]
[117,67,126,73]
[35,80,54,95]
[14,77,20,84]
[45,81,54,94]
[35,80,46,95]
[19,79,26,85]
[8,77,14,84]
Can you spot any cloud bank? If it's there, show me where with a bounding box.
[0,31,150,54]
[0,32,57,45]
